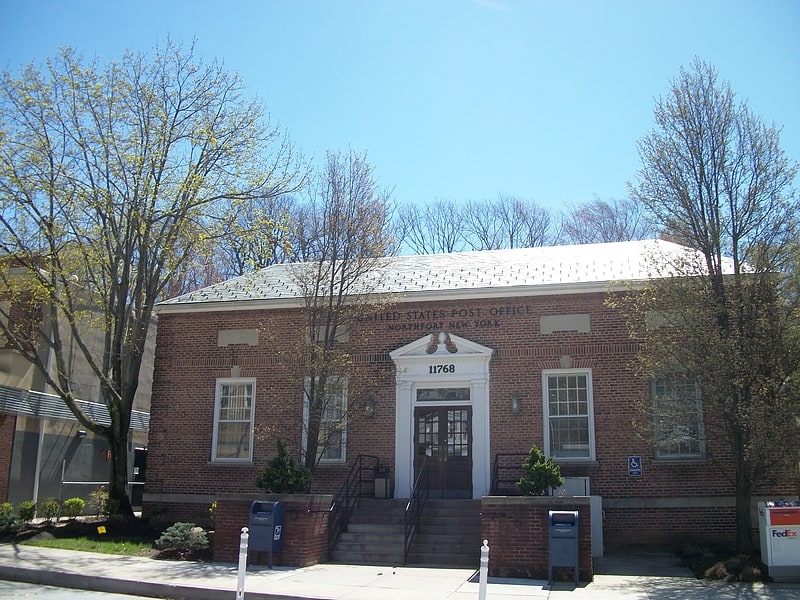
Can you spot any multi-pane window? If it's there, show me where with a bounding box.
[304,377,347,463]
[651,374,704,459]
[212,379,255,462]
[543,370,595,460]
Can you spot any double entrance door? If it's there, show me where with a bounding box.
[414,401,472,499]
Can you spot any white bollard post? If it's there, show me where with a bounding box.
[236,526,249,600]
[478,539,489,600]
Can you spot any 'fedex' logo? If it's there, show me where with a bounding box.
[772,529,799,538]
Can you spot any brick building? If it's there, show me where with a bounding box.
[143,239,794,562]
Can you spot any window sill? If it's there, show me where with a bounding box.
[316,460,347,468]
[553,459,598,467]
[652,456,707,464]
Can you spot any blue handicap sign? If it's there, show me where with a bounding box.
[628,455,643,477]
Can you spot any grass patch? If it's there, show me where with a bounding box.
[20,535,153,556]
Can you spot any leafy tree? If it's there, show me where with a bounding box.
[291,149,396,470]
[0,41,305,517]
[627,58,800,554]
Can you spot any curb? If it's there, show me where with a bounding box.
[0,564,307,600]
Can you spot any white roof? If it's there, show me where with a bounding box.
[157,239,712,314]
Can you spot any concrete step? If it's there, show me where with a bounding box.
[413,531,480,546]
[406,500,482,567]
[406,551,479,568]
[331,550,405,565]
[335,540,405,553]
[332,499,482,567]
[347,522,404,534]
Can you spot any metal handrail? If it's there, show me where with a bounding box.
[403,456,429,564]
[327,454,381,559]
[491,453,529,495]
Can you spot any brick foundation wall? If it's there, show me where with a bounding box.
[481,496,592,581]
[603,499,738,549]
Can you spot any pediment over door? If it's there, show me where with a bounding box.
[390,332,494,381]
[390,331,494,360]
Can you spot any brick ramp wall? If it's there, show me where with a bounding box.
[480,496,593,581]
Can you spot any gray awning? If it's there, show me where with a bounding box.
[0,384,149,432]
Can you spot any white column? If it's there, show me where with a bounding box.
[394,379,413,498]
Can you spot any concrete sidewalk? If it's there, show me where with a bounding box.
[1,543,800,600]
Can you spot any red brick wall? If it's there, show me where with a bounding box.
[481,496,592,581]
[146,291,796,550]
[0,414,15,503]
[213,495,332,566]
[604,503,737,549]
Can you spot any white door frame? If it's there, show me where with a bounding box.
[390,332,494,499]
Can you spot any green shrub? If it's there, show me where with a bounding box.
[18,501,36,522]
[516,444,564,496]
[104,496,120,516]
[0,513,22,534]
[256,438,312,494]
[88,488,108,516]
[0,502,13,517]
[38,498,61,522]
[155,522,209,554]
[62,497,86,519]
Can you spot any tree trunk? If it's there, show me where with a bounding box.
[735,475,754,555]
[107,431,133,518]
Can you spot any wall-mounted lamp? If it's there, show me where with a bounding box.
[365,397,375,418]
[76,430,87,438]
[510,394,522,415]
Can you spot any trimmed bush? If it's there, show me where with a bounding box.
[155,522,209,554]
[0,513,22,534]
[18,501,36,522]
[0,502,13,517]
[256,438,312,493]
[38,498,61,522]
[516,444,564,496]
[62,497,86,519]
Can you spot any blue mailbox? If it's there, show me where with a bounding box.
[248,500,284,567]
[548,510,579,584]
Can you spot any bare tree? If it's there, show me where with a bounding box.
[625,58,800,554]
[0,41,305,516]
[290,149,396,469]
[559,197,655,244]
[395,199,468,254]
[464,195,554,250]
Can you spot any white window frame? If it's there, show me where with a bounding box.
[542,369,596,461]
[302,377,347,464]
[211,378,255,463]
[651,373,705,459]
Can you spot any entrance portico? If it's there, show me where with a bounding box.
[390,332,494,499]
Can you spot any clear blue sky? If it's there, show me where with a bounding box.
[1,0,798,212]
